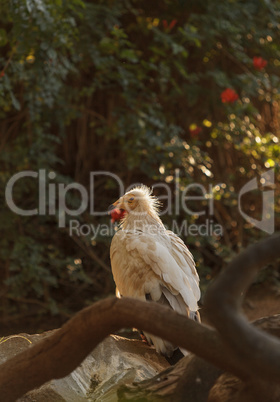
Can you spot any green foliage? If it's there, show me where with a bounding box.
[0,0,280,323]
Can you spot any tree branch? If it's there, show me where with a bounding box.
[0,235,280,401]
[205,233,280,383]
[0,297,247,402]
[118,315,280,402]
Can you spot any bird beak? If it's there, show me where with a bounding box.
[108,198,127,223]
[112,198,125,211]
[108,204,116,212]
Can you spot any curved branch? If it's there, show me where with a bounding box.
[0,297,246,402]
[205,233,280,383]
[1,235,279,401]
[118,315,280,402]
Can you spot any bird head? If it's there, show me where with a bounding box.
[110,185,161,223]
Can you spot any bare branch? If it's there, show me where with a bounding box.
[0,235,279,401]
[0,297,247,402]
[118,315,280,402]
[205,233,280,383]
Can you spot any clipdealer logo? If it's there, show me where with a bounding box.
[4,168,276,235]
[238,168,275,234]
[4,170,124,227]
[4,169,219,226]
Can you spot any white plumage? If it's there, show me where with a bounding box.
[110,185,200,357]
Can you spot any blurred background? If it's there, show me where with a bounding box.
[0,0,279,334]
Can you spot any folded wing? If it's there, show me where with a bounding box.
[112,230,200,312]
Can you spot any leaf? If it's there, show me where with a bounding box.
[171,43,187,56]
[173,60,188,79]
[119,49,138,62]
[10,92,21,111]
[0,29,7,47]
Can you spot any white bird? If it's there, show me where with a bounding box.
[110,185,200,357]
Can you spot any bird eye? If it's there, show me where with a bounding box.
[127,197,134,203]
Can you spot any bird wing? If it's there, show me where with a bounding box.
[110,230,157,300]
[165,230,200,302]
[110,229,200,312]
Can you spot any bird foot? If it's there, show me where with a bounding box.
[139,332,151,345]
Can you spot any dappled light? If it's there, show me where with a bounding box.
[0,1,280,400]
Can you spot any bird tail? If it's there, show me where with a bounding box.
[160,288,200,356]
[179,311,200,356]
[189,310,201,322]
[161,288,188,315]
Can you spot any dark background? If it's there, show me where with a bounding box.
[0,0,279,334]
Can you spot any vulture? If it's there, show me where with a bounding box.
[110,185,200,357]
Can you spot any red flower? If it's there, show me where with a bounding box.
[189,124,202,137]
[169,19,177,30]
[162,19,177,30]
[0,71,5,78]
[221,88,239,103]
[253,56,267,71]
[110,208,126,223]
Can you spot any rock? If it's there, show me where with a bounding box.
[118,354,222,401]
[208,373,248,402]
[208,373,280,402]
[0,332,169,401]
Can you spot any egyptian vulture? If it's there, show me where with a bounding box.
[110,185,200,357]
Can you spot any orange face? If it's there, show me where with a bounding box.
[113,193,138,212]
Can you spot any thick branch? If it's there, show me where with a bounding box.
[205,233,280,383]
[0,297,245,402]
[118,315,280,402]
[1,235,280,401]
